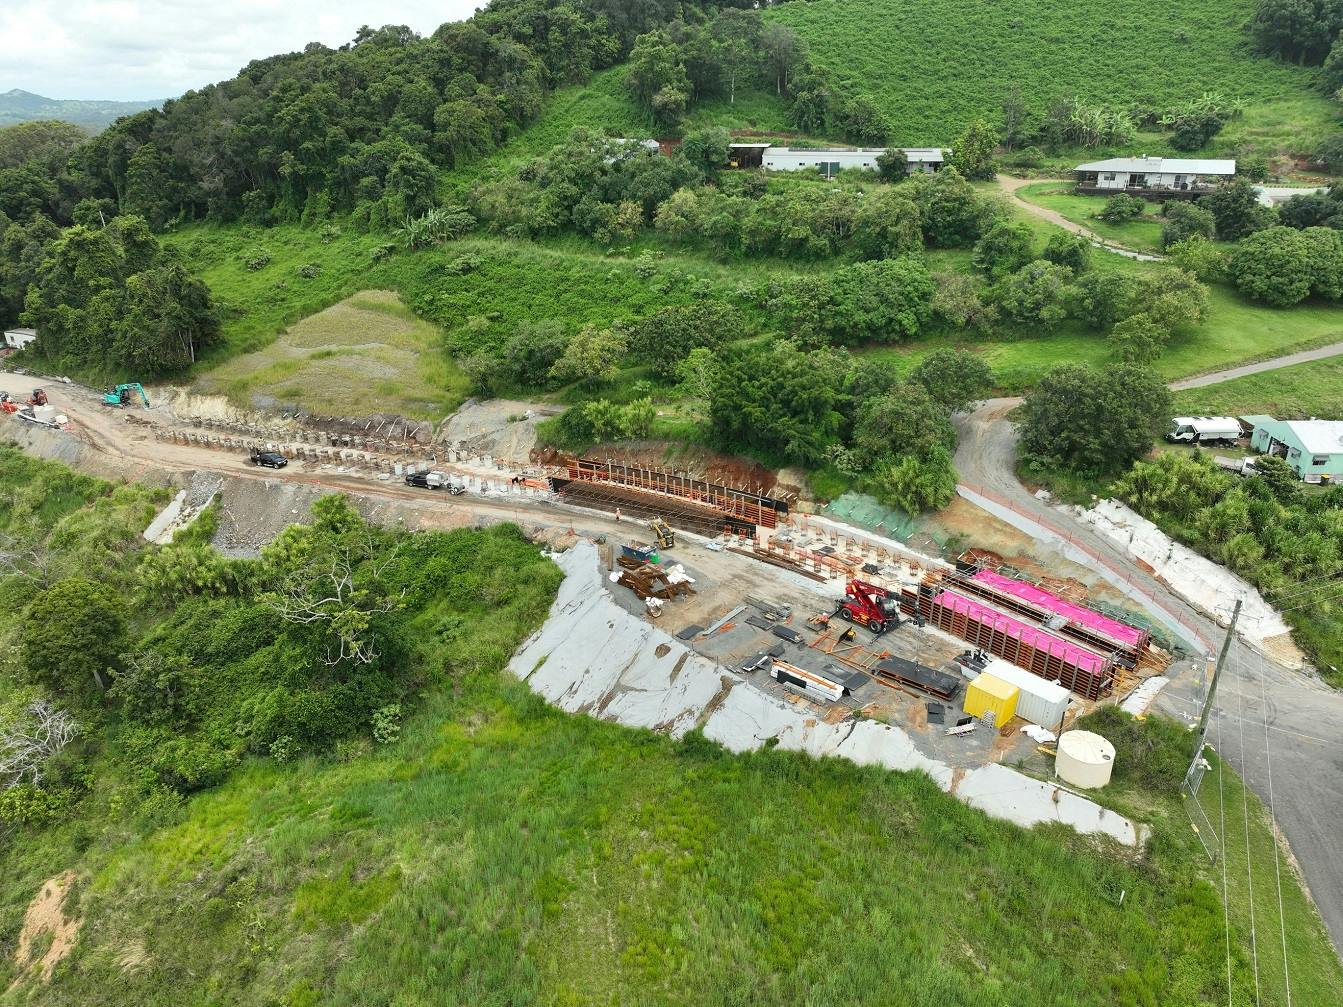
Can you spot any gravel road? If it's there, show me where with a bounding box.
[995,175,1164,261]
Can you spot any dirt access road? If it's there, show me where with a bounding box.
[955,360,1343,955]
[996,175,1163,261]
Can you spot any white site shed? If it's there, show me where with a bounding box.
[978,658,1071,728]
[3,327,37,350]
[1074,155,1235,194]
[759,146,945,178]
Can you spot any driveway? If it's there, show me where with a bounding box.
[997,175,1164,261]
[954,356,1343,955]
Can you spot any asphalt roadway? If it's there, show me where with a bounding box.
[954,390,1343,958]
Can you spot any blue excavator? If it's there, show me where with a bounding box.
[103,383,150,408]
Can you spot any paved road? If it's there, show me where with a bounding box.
[1170,340,1343,391]
[954,393,1343,957]
[996,175,1164,261]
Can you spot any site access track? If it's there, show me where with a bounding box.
[955,340,1343,958]
[995,175,1163,261]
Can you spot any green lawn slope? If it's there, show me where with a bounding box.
[770,0,1337,152]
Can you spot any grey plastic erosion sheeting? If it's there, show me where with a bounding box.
[507,542,1143,847]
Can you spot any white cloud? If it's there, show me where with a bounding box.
[0,0,484,101]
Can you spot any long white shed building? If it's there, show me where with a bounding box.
[752,146,945,178]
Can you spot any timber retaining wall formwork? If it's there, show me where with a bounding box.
[951,566,1150,668]
[564,458,789,531]
[906,587,1117,701]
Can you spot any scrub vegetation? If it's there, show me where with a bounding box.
[0,452,1337,1007]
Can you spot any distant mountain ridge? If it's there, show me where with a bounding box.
[0,88,160,131]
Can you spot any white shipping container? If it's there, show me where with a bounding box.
[979,658,1070,728]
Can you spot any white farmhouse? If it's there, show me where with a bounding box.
[1073,155,1235,198]
[2,327,36,351]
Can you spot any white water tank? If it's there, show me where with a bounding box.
[1056,730,1115,789]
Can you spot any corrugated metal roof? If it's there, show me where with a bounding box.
[1075,156,1236,174]
[1274,420,1343,456]
[900,147,945,159]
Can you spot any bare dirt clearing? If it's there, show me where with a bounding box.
[8,871,81,991]
[193,290,469,421]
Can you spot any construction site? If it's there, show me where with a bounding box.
[0,373,1188,821]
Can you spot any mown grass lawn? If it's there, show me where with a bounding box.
[1174,355,1343,417]
[1014,182,1166,254]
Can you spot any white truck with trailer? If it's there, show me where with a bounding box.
[1164,416,1242,445]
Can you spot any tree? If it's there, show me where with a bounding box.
[549,324,629,387]
[834,95,891,144]
[850,187,922,259]
[0,701,79,790]
[711,9,762,106]
[1097,193,1146,223]
[0,121,87,170]
[875,148,908,182]
[868,446,958,515]
[1000,87,1030,150]
[1198,179,1276,241]
[631,301,736,378]
[503,321,569,388]
[906,168,998,247]
[708,340,849,464]
[123,144,174,230]
[1017,363,1171,476]
[762,23,804,95]
[772,257,936,346]
[972,222,1035,278]
[910,348,996,411]
[1165,236,1230,283]
[1250,0,1343,64]
[1042,232,1092,274]
[679,127,730,177]
[930,272,1000,334]
[22,577,128,700]
[1279,190,1343,229]
[1167,110,1225,151]
[994,260,1073,329]
[949,119,998,181]
[1108,312,1169,363]
[851,384,956,463]
[1160,202,1216,249]
[260,496,405,668]
[1144,268,1211,331]
[1229,226,1315,306]
[1067,271,1142,329]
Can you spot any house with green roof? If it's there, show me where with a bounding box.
[1246,416,1343,483]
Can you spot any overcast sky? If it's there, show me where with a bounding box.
[1,1,485,102]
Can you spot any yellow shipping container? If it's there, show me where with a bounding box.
[964,673,1019,726]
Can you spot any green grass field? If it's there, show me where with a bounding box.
[1014,182,1167,254]
[769,0,1336,153]
[192,290,470,420]
[5,659,1339,1006]
[1174,355,1343,417]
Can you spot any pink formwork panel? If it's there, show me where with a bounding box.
[933,590,1108,678]
[970,569,1146,650]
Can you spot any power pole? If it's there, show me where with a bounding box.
[1192,598,1242,759]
